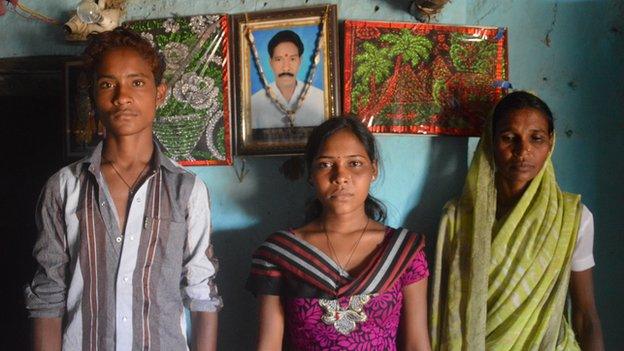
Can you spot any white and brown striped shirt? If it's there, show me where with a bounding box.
[25,142,222,350]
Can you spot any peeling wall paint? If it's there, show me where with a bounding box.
[542,2,558,47]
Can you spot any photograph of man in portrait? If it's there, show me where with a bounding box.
[249,26,325,132]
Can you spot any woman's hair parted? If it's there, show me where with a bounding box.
[304,116,386,223]
[82,26,166,86]
[492,91,554,134]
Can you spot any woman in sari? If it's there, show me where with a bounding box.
[430,91,603,350]
[247,117,431,350]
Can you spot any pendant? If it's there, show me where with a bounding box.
[338,268,349,278]
[281,115,290,126]
[318,294,370,335]
[281,112,295,128]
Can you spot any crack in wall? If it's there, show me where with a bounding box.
[474,0,503,24]
[543,2,558,47]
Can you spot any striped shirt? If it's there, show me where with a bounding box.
[24,142,222,350]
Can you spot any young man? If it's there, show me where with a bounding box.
[25,27,222,350]
[251,30,325,129]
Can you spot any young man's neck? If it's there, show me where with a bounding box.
[102,132,154,166]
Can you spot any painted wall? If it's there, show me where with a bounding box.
[1,0,621,349]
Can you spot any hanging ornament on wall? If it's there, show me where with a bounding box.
[410,0,451,22]
[64,0,125,41]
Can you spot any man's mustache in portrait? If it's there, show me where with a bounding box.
[278,72,295,77]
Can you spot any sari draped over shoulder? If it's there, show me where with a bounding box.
[430,117,582,351]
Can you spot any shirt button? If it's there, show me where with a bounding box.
[136,197,142,203]
[123,276,129,282]
[129,236,135,241]
[115,237,122,243]
[122,316,128,322]
[100,202,105,207]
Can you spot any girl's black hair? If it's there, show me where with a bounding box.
[492,91,554,133]
[304,116,386,223]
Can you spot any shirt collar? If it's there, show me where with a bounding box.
[80,139,186,175]
[271,80,302,103]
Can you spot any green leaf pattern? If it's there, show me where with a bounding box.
[127,15,227,163]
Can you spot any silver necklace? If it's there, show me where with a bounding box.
[323,218,370,278]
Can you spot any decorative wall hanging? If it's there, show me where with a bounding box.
[126,14,233,166]
[64,60,104,160]
[65,0,123,41]
[343,20,508,136]
[231,5,340,155]
[409,0,451,22]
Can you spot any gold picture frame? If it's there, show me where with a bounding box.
[231,4,340,155]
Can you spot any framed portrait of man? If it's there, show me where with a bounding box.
[232,5,340,155]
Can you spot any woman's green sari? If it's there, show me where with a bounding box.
[430,117,582,350]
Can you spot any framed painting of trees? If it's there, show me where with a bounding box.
[343,20,508,136]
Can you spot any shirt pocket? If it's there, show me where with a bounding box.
[142,217,186,281]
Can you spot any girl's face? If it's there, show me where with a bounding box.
[493,107,553,192]
[310,129,377,218]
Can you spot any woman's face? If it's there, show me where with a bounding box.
[310,129,377,217]
[493,107,553,192]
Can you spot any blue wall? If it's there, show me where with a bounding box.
[1,0,621,349]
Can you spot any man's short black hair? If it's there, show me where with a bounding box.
[268,30,304,58]
[83,27,166,85]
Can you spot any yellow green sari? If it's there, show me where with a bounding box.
[430,118,582,350]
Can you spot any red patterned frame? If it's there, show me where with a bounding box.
[343,20,508,136]
[178,15,232,166]
[185,15,233,166]
[124,15,233,166]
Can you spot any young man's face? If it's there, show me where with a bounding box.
[94,47,166,138]
[269,41,301,89]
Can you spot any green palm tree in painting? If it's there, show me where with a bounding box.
[381,29,432,68]
[449,32,497,74]
[352,42,393,110]
[351,29,433,117]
